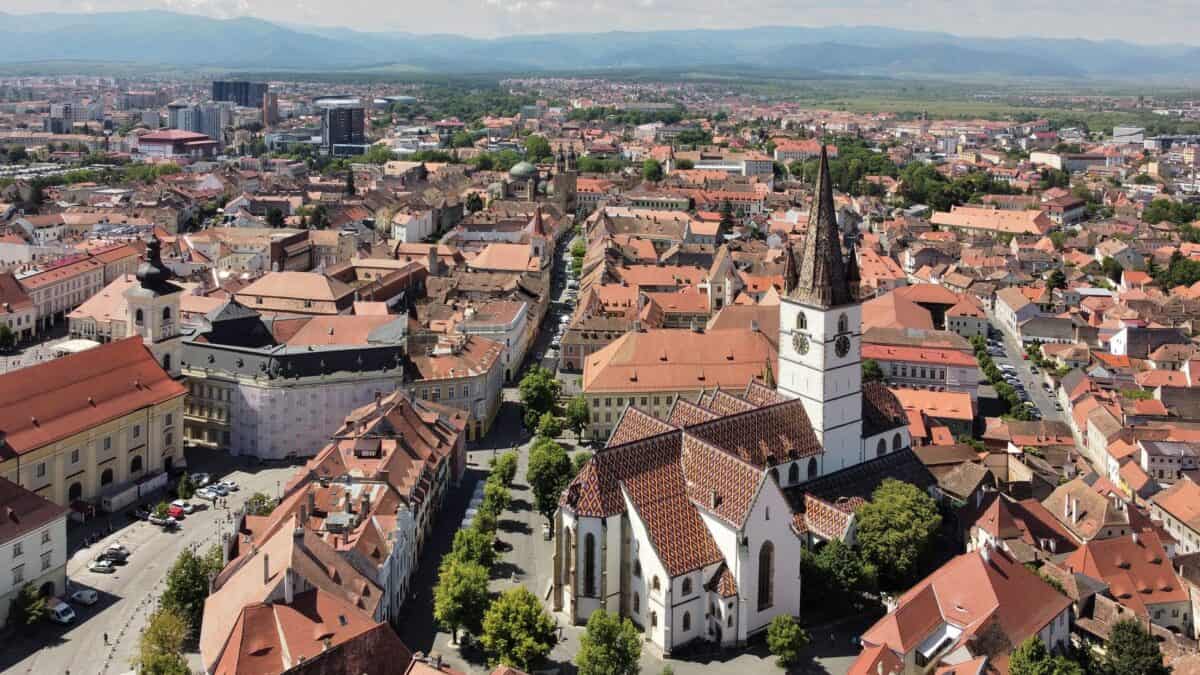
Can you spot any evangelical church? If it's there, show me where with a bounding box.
[552,146,929,655]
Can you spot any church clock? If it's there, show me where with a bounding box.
[793,332,810,355]
[835,334,850,358]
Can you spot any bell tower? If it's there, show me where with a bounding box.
[778,145,864,475]
[124,234,184,376]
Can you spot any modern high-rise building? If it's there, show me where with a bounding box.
[317,98,366,154]
[167,102,231,146]
[211,80,268,108]
[262,92,279,126]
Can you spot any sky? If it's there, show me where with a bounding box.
[1,0,1197,45]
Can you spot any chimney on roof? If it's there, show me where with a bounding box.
[1071,497,1079,524]
[283,568,294,604]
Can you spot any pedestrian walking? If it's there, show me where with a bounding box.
[103,632,108,645]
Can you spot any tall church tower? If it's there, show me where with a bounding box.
[778,145,864,475]
[124,234,184,377]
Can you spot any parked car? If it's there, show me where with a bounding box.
[170,500,195,514]
[69,589,98,606]
[88,558,116,574]
[167,505,185,519]
[218,479,239,492]
[47,598,76,624]
[209,483,229,496]
[191,473,211,487]
[194,488,217,501]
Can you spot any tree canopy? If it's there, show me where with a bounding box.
[577,609,642,675]
[433,558,490,643]
[136,608,191,675]
[527,436,573,523]
[160,544,224,633]
[1103,619,1170,675]
[855,479,942,590]
[519,367,561,430]
[1009,636,1084,675]
[480,586,557,671]
[766,615,810,668]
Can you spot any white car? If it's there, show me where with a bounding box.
[88,558,116,574]
[171,500,195,514]
[218,479,239,492]
[208,483,229,496]
[194,488,217,501]
[70,589,99,606]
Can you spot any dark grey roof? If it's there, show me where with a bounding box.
[785,145,854,308]
[788,447,936,507]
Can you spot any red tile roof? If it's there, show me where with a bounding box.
[0,337,185,458]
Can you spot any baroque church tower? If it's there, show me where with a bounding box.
[778,145,864,474]
[124,234,184,377]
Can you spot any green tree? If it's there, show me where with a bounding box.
[244,492,277,516]
[577,609,642,675]
[527,436,573,523]
[861,359,884,383]
[135,608,190,675]
[519,367,561,430]
[0,324,16,352]
[641,158,663,182]
[855,479,942,590]
[1103,619,1170,675]
[176,473,195,500]
[536,411,563,439]
[154,501,170,519]
[766,615,809,668]
[480,586,557,671]
[266,207,285,228]
[572,451,593,478]
[161,545,224,632]
[434,559,490,643]
[450,130,476,148]
[345,169,356,196]
[490,451,519,487]
[481,478,511,518]
[1046,268,1067,291]
[675,158,694,170]
[801,540,877,613]
[473,508,498,535]
[7,583,46,633]
[465,192,484,213]
[565,395,590,441]
[309,204,329,230]
[525,135,553,162]
[1010,636,1084,675]
[1101,256,1124,282]
[718,200,735,237]
[449,527,497,569]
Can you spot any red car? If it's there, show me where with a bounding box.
[167,505,185,519]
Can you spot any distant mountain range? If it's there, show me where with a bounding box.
[0,10,1196,79]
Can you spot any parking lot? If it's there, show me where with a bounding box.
[0,449,302,675]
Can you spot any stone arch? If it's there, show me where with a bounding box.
[788,462,799,484]
[100,468,114,486]
[68,482,82,502]
[796,312,807,331]
[807,457,818,480]
[877,438,887,457]
[893,432,903,451]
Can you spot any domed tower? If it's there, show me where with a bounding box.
[509,160,538,202]
[124,234,184,376]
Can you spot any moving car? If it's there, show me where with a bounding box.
[100,544,130,562]
[69,589,99,606]
[88,558,116,573]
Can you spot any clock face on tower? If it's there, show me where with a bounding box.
[835,334,851,358]
[793,332,810,355]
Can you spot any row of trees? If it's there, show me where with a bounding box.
[970,335,1036,420]
[136,545,226,674]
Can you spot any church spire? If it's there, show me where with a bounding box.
[787,144,853,308]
